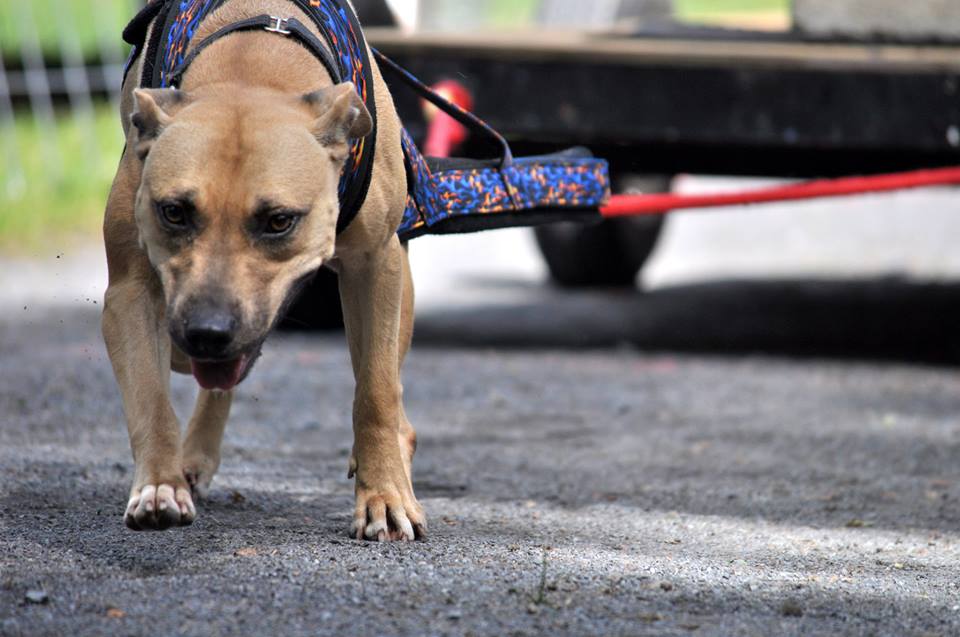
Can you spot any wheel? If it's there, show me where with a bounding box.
[534,175,670,288]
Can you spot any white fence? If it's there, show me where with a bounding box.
[0,0,138,198]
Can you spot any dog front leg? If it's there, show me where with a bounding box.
[182,389,233,498]
[102,273,195,530]
[339,236,426,542]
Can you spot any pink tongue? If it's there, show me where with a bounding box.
[190,357,245,391]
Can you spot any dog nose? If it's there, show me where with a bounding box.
[182,308,238,359]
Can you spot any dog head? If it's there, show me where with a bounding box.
[131,83,372,390]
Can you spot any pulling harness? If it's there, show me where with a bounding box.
[123,0,611,240]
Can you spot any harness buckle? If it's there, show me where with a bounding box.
[265,16,292,35]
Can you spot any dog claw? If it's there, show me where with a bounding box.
[391,511,416,542]
[347,454,358,480]
[413,522,428,541]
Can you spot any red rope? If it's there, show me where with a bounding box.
[601,166,960,217]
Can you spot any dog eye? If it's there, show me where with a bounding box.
[265,214,298,236]
[157,203,188,229]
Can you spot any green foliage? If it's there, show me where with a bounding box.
[0,0,138,59]
[0,104,123,251]
[675,0,790,19]
[488,0,539,27]
[483,0,789,27]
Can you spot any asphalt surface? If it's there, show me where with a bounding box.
[3,181,960,636]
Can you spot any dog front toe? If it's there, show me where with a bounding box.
[351,489,426,542]
[125,484,196,531]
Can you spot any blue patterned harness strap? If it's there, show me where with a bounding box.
[122,0,611,241]
[370,50,610,241]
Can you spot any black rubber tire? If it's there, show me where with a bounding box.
[534,176,670,288]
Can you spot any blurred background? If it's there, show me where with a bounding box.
[3,0,960,362]
[0,0,793,250]
[1,0,138,249]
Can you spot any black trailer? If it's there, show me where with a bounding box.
[287,21,960,323]
[370,27,960,286]
[370,27,960,178]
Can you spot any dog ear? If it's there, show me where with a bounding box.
[131,88,189,159]
[302,83,373,157]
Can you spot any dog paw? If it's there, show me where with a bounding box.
[351,485,427,542]
[125,484,196,531]
[183,453,219,499]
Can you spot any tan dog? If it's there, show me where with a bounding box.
[102,0,424,541]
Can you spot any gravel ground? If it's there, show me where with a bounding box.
[2,299,960,637]
[4,181,960,636]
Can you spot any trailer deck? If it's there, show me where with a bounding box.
[368,28,960,177]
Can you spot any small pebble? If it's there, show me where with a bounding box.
[24,590,48,605]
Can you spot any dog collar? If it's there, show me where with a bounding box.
[125,0,377,235]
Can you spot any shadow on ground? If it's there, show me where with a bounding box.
[3,282,960,635]
[414,276,960,366]
[3,460,953,636]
